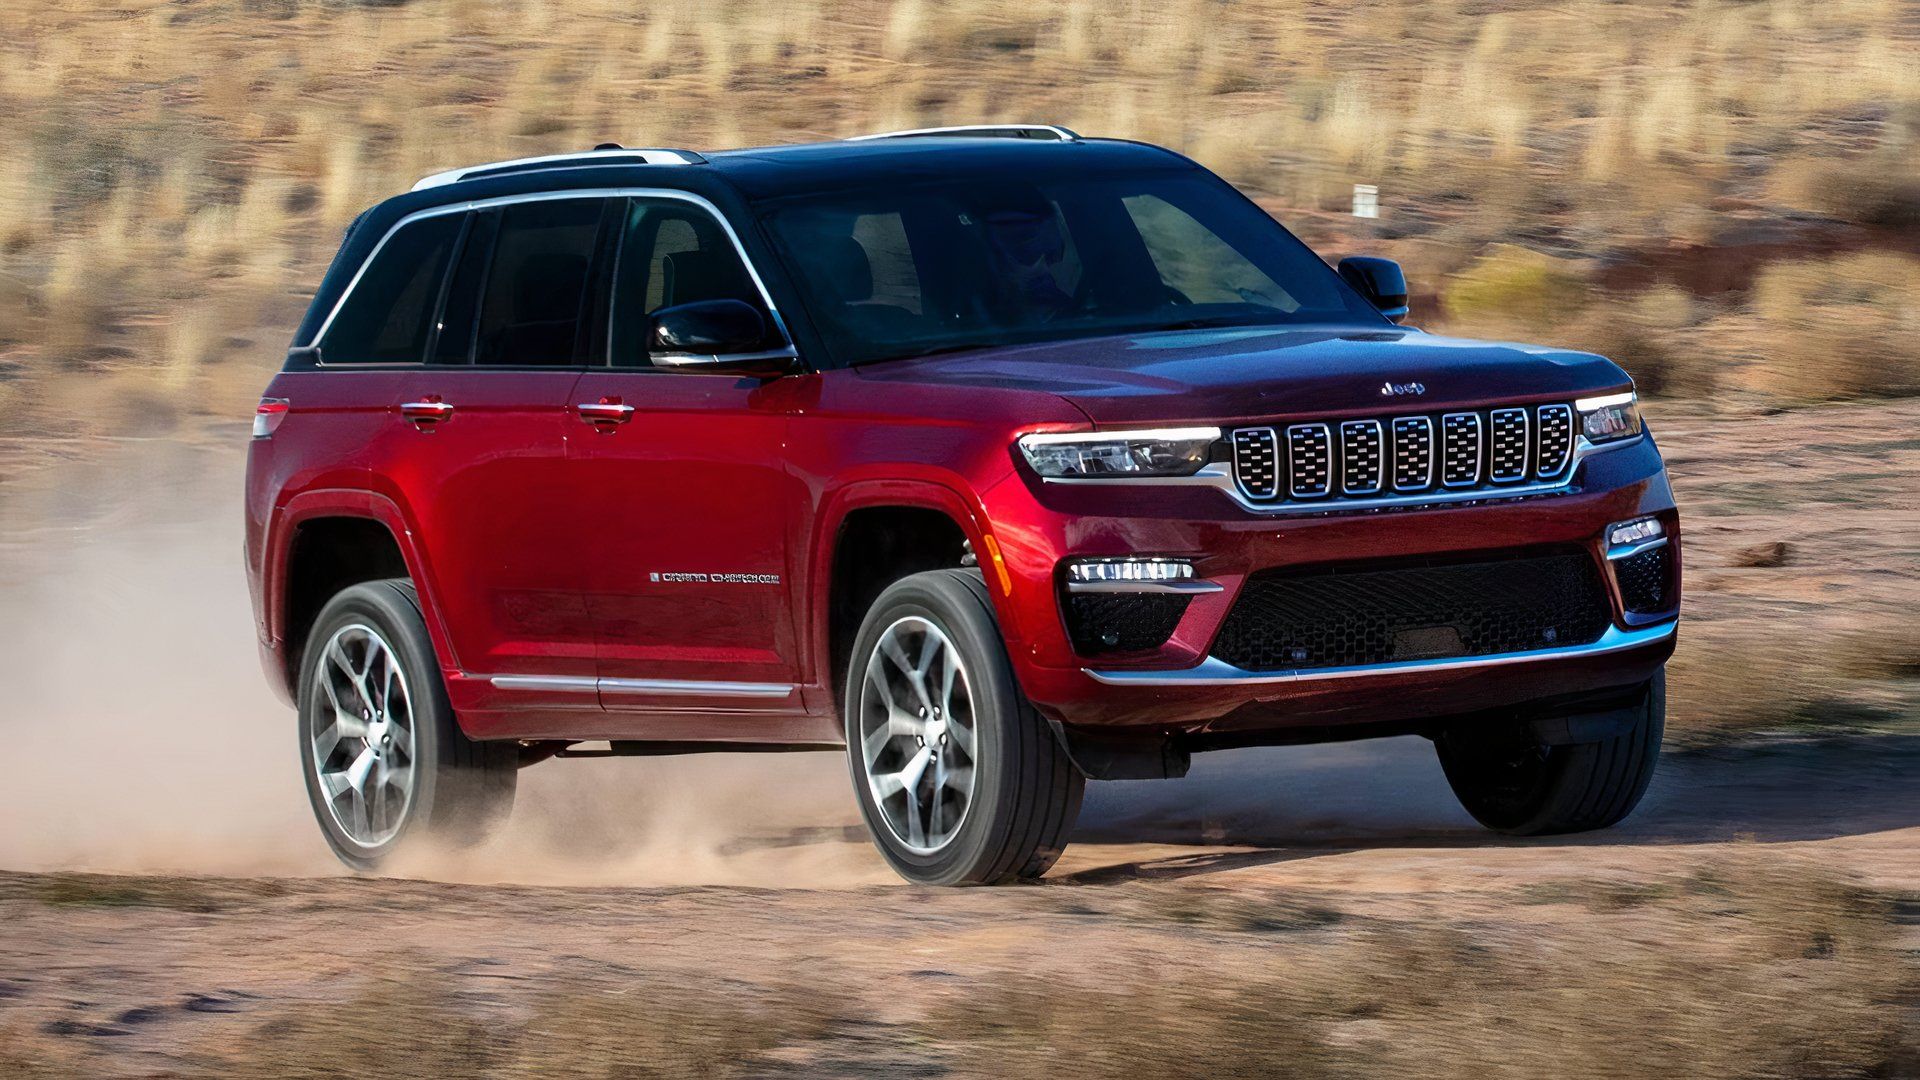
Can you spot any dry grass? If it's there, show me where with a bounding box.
[2,863,1909,1079]
[0,0,1915,433]
[925,864,1916,1079]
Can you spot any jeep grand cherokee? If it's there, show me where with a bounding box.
[246,126,1679,885]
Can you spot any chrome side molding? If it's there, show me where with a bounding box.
[1083,620,1676,686]
[489,675,795,699]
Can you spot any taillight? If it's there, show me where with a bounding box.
[253,398,290,439]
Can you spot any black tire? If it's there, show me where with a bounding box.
[844,569,1084,885]
[297,579,516,870]
[1436,671,1664,836]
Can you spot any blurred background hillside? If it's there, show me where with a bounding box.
[1,0,1916,439]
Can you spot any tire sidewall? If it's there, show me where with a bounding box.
[297,581,450,870]
[843,571,1024,885]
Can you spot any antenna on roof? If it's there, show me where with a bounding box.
[593,142,625,151]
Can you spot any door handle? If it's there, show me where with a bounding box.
[401,398,454,430]
[576,399,635,429]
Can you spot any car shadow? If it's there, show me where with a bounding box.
[1056,730,1920,884]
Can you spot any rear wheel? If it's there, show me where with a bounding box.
[1436,672,1664,835]
[845,569,1083,885]
[297,580,516,870]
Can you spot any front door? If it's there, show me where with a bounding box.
[569,196,806,714]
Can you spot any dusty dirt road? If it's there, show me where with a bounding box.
[1,399,1916,1076]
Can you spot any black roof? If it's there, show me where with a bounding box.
[698,137,1193,198]
[293,136,1197,347]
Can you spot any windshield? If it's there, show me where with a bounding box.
[759,169,1386,367]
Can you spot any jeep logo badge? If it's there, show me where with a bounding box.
[1380,380,1426,397]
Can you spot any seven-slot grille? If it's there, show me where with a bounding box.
[1231,403,1579,507]
[1232,428,1279,498]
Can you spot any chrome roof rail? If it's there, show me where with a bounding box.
[847,124,1081,143]
[411,148,705,192]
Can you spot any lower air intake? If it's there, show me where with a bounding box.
[1065,593,1190,655]
[1614,544,1674,615]
[1212,551,1612,671]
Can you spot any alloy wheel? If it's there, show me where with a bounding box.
[310,623,416,848]
[857,616,979,854]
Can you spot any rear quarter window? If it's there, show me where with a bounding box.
[319,214,463,364]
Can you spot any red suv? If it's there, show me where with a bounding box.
[247,127,1679,885]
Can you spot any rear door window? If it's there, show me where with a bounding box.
[472,198,610,367]
[320,213,463,364]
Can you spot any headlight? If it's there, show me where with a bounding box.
[1575,391,1643,444]
[1017,427,1220,478]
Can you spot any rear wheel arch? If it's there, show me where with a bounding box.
[282,515,412,690]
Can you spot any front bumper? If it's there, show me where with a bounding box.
[988,432,1679,736]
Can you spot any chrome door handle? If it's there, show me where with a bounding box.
[576,401,635,429]
[400,399,454,429]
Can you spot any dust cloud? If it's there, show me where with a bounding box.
[0,428,888,887]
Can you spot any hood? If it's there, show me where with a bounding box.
[851,325,1633,425]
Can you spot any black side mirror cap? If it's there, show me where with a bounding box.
[1337,257,1410,324]
[648,300,794,376]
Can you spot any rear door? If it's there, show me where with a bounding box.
[372,197,616,697]
[568,196,808,713]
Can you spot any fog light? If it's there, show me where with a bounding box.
[1067,558,1196,585]
[1607,516,1664,549]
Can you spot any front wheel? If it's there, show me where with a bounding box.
[845,569,1083,885]
[297,580,516,870]
[1436,671,1664,836]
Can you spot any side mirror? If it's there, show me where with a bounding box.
[649,300,793,375]
[1337,257,1410,324]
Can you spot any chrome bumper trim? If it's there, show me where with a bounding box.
[1065,579,1226,595]
[1083,620,1676,686]
[1606,535,1669,561]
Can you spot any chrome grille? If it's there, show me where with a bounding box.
[1340,420,1385,495]
[1441,413,1482,487]
[1228,402,1587,510]
[1286,424,1333,498]
[1536,404,1574,478]
[1488,407,1529,482]
[1232,428,1279,498]
[1391,416,1434,490]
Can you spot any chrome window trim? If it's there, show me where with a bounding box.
[1037,433,1641,515]
[412,150,701,191]
[1488,406,1531,483]
[1285,422,1334,498]
[1084,619,1676,686]
[1391,415,1435,491]
[1440,411,1483,488]
[308,188,794,363]
[1339,418,1386,495]
[489,675,796,699]
[652,346,801,369]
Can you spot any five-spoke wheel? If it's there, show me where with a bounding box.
[857,616,979,854]
[298,580,516,869]
[310,623,417,848]
[845,569,1083,885]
